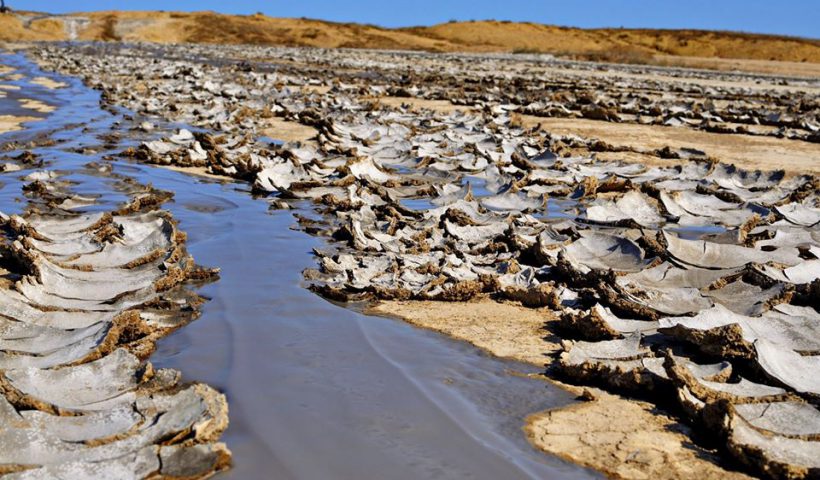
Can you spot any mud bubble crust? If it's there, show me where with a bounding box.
[27,41,820,479]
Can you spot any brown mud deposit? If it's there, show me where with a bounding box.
[29,76,66,89]
[18,97,55,113]
[0,114,37,133]
[370,299,561,365]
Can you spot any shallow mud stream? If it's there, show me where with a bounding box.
[0,54,598,479]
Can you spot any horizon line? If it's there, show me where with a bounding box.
[12,9,820,41]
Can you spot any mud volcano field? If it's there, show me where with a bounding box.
[0,41,818,479]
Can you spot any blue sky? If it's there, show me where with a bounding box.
[17,1,820,38]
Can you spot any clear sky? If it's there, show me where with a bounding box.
[15,1,820,39]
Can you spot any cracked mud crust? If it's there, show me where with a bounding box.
[25,41,820,479]
[0,119,230,476]
[373,299,753,480]
[526,390,753,480]
[379,97,820,176]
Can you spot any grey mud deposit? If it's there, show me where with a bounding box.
[27,42,820,479]
[0,56,229,478]
[0,55,598,479]
[3,39,820,478]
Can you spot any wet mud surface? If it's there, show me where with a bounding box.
[144,161,593,479]
[0,55,229,478]
[0,53,598,479]
[2,40,819,479]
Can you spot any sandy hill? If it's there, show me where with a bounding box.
[413,21,820,63]
[2,11,819,71]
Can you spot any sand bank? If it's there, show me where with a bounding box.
[371,299,753,479]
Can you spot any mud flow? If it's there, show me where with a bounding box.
[0,54,597,479]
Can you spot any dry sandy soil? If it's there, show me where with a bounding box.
[30,76,66,89]
[653,55,820,78]
[18,98,54,113]
[261,117,319,144]
[369,299,562,365]
[2,11,819,76]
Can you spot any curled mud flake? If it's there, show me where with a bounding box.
[0,171,229,476]
[774,203,820,227]
[585,190,665,228]
[727,412,820,479]
[561,231,655,274]
[556,334,669,392]
[663,354,788,410]
[754,340,820,397]
[735,402,820,440]
[26,40,820,479]
[480,191,545,213]
[560,334,651,365]
[663,230,803,269]
[601,279,713,317]
[660,303,820,357]
[781,260,820,285]
[703,277,794,318]
[559,303,659,341]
